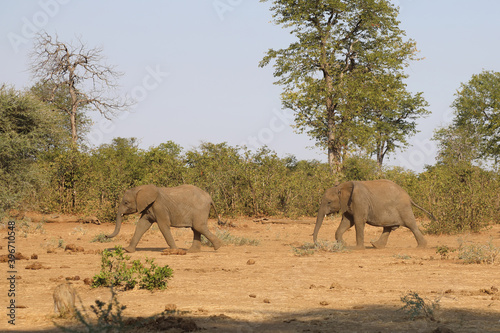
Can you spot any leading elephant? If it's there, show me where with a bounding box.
[313,180,434,249]
[106,184,223,253]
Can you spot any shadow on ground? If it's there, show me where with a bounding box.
[16,305,500,333]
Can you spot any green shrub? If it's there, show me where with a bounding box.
[92,246,173,290]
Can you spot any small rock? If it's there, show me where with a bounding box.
[319,301,329,306]
[65,244,77,252]
[249,294,257,298]
[65,276,80,281]
[247,259,256,265]
[83,278,92,285]
[263,299,271,304]
[25,262,44,270]
[31,254,38,260]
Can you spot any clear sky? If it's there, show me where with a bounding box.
[1,0,499,172]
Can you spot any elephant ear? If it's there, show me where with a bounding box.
[338,181,354,213]
[136,185,159,213]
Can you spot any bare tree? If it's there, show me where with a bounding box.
[30,32,132,146]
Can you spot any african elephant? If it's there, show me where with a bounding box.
[313,180,434,249]
[106,184,223,253]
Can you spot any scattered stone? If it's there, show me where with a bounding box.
[83,278,93,286]
[162,249,187,255]
[249,294,257,298]
[25,262,46,270]
[65,244,85,252]
[246,259,256,265]
[0,253,30,262]
[65,276,80,281]
[320,301,329,306]
[263,299,271,304]
[330,282,341,290]
[31,254,38,260]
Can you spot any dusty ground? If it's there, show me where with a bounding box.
[1,214,500,332]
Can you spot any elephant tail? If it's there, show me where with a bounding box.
[210,201,224,226]
[411,200,437,221]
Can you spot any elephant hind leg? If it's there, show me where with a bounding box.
[194,224,222,250]
[370,226,395,249]
[188,229,202,253]
[403,213,427,248]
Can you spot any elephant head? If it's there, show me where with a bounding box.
[313,182,354,243]
[106,185,159,239]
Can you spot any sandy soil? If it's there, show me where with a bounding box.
[1,214,500,332]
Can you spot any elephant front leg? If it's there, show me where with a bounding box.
[335,215,354,245]
[370,226,394,249]
[156,220,178,250]
[353,218,366,250]
[125,217,152,253]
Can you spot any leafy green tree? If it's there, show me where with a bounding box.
[260,0,421,173]
[354,73,429,166]
[0,86,66,211]
[450,70,500,163]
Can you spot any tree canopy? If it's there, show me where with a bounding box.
[260,0,427,172]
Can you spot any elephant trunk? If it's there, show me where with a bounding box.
[313,206,327,243]
[106,210,124,238]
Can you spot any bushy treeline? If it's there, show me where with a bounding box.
[12,138,498,234]
[33,139,334,221]
[2,87,499,234]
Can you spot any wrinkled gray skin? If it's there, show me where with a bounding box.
[313,180,432,249]
[107,184,222,253]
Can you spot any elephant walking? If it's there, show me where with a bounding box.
[313,180,434,249]
[106,184,223,253]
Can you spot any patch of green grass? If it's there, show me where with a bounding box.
[393,254,412,260]
[91,233,113,243]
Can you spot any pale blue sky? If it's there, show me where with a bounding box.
[1,0,499,172]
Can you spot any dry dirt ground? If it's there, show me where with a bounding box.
[2,214,500,332]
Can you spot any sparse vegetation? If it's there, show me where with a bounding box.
[91,233,113,243]
[291,241,348,256]
[91,246,173,290]
[400,291,440,321]
[202,229,260,247]
[458,239,500,264]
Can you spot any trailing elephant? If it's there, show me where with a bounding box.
[106,184,223,253]
[313,180,435,249]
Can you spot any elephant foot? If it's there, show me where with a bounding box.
[370,241,386,249]
[187,247,201,253]
[124,246,136,253]
[212,240,222,251]
[417,240,428,248]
